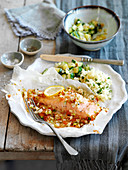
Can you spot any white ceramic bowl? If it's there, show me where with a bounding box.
[63,5,120,51]
[0,52,24,69]
[20,38,42,55]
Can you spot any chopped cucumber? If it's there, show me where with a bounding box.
[59,68,64,74]
[84,65,91,71]
[55,68,64,74]
[68,67,74,73]
[69,27,73,33]
[73,67,82,74]
[78,31,84,37]
[75,72,81,77]
[73,31,80,38]
[77,23,83,31]
[78,67,82,72]
[83,24,90,31]
[70,73,74,79]
[73,67,79,73]
[71,32,75,36]
[62,74,67,78]
[62,64,69,71]
[77,62,83,67]
[55,62,61,67]
[67,73,74,79]
[55,68,60,72]
[84,34,91,41]
[67,73,70,79]
[68,62,75,68]
[68,18,106,41]
[61,61,68,66]
[54,60,90,83]
[42,68,48,74]
[72,25,77,31]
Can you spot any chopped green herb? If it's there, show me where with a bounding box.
[72,59,76,63]
[97,82,101,86]
[97,88,102,94]
[85,79,89,82]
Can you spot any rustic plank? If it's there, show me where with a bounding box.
[5,0,56,154]
[0,152,55,160]
[0,0,24,151]
[5,112,54,152]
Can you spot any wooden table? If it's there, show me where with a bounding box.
[0,0,56,160]
[1,0,128,165]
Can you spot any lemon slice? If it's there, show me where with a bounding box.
[44,86,65,97]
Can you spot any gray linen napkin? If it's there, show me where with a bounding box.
[4,0,65,39]
[54,0,128,170]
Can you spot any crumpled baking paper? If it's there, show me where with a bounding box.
[3,58,127,137]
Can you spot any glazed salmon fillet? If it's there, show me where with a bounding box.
[37,96,101,119]
[28,88,102,119]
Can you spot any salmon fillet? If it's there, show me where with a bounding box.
[29,88,102,119]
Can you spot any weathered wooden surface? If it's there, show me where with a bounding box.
[0,0,55,159]
[0,152,55,160]
[0,0,24,151]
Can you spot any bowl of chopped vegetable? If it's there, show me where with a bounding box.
[20,38,42,55]
[63,5,120,51]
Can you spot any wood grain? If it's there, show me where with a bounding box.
[0,152,55,160]
[4,0,56,157]
[0,0,24,151]
[5,114,54,152]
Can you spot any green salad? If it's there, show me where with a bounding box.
[69,18,107,41]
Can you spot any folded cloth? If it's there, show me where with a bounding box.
[54,0,128,170]
[4,0,65,39]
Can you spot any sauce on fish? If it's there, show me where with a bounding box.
[23,86,108,128]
